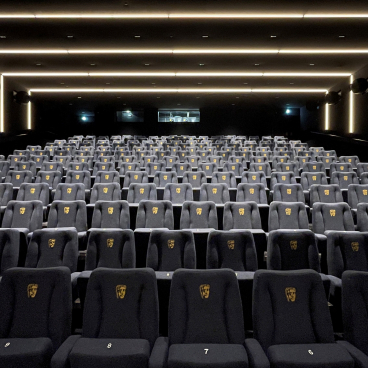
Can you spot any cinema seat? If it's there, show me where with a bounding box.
[199,183,230,204]
[53,183,85,202]
[94,171,120,184]
[0,229,20,277]
[35,170,62,190]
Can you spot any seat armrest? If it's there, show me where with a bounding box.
[337,341,368,368]
[51,335,81,368]
[244,338,270,368]
[149,336,169,368]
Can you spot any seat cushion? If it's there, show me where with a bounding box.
[0,337,53,368]
[168,343,248,368]
[267,343,354,368]
[69,338,150,368]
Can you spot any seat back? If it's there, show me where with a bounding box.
[211,171,237,188]
[267,230,320,271]
[153,171,178,187]
[276,162,299,176]
[65,170,91,189]
[82,268,158,349]
[185,155,201,167]
[302,162,326,173]
[180,201,218,229]
[47,200,87,232]
[0,183,13,206]
[127,183,157,203]
[26,228,78,272]
[123,171,149,187]
[223,162,244,176]
[223,201,262,230]
[171,163,192,176]
[35,170,62,189]
[119,162,140,175]
[300,172,328,190]
[17,183,50,205]
[198,162,218,176]
[236,183,267,204]
[253,270,334,351]
[5,170,33,187]
[169,269,244,344]
[348,184,368,209]
[273,183,305,203]
[330,163,353,174]
[317,156,337,169]
[0,229,20,275]
[163,183,193,204]
[14,161,36,177]
[268,201,309,231]
[90,183,121,203]
[91,200,130,229]
[92,162,115,176]
[249,162,272,176]
[85,229,135,269]
[94,171,119,184]
[2,200,43,232]
[136,200,174,229]
[330,171,359,189]
[339,155,360,168]
[145,162,165,175]
[270,172,297,190]
[182,171,207,188]
[147,229,196,271]
[312,202,354,234]
[241,171,268,187]
[357,163,368,178]
[54,183,86,201]
[0,267,72,350]
[357,203,368,231]
[199,183,230,204]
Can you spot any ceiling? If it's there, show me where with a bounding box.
[1,0,368,109]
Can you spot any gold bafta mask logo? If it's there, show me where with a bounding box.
[340,166,344,170]
[32,148,34,151]
[37,158,40,162]
[282,176,286,181]
[168,239,175,249]
[46,175,50,180]
[324,190,329,195]
[60,153,62,156]
[285,287,296,302]
[163,175,168,180]
[48,239,56,248]
[214,159,217,163]
[20,207,25,215]
[30,188,35,194]
[103,187,108,193]
[212,188,217,194]
[364,190,368,196]
[196,208,202,215]
[349,159,352,162]
[259,166,262,170]
[262,149,265,152]
[312,176,316,181]
[14,158,18,162]
[206,166,209,170]
[180,166,183,170]
[16,175,20,180]
[285,208,291,216]
[326,159,329,163]
[258,159,261,163]
[280,159,284,163]
[191,159,194,162]
[126,158,129,162]
[351,242,359,252]
[200,284,210,299]
[107,238,114,248]
[102,166,106,170]
[344,176,348,181]
[139,188,145,194]
[64,207,70,214]
[302,159,306,163]
[222,175,226,181]
[147,159,151,162]
[76,165,79,170]
[40,152,43,155]
[287,189,292,194]
[327,153,330,156]
[105,175,109,180]
[104,159,107,162]
[169,159,173,163]
[128,166,132,170]
[286,166,290,170]
[193,175,197,180]
[306,153,309,156]
[312,166,316,170]
[134,175,138,180]
[81,159,85,162]
[176,188,181,194]
[330,209,336,217]
[290,240,297,250]
[76,175,80,179]
[67,188,72,194]
[108,207,114,214]
[232,166,235,170]
[249,188,255,194]
[27,284,38,298]
[227,240,235,250]
[316,149,319,152]
[152,207,158,214]
[236,159,239,163]
[60,159,64,163]
[252,175,256,180]
[22,165,26,169]
[116,285,126,299]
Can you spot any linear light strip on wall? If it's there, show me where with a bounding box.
[350,75,354,133]
[2,13,368,19]
[27,91,31,130]
[0,75,3,133]
[1,49,368,54]
[2,72,352,77]
[325,101,329,130]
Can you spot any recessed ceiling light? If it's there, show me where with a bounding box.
[243,83,248,85]
[60,82,64,85]
[236,97,239,98]
[196,96,200,98]
[0,36,6,39]
[202,35,209,38]
[67,35,74,38]
[231,103,235,105]
[90,63,96,66]
[199,63,205,66]
[177,103,181,105]
[144,63,150,66]
[152,83,156,85]
[157,96,160,98]
[290,82,294,85]
[255,63,260,66]
[270,35,277,38]
[286,103,290,105]
[77,97,81,99]
[309,63,315,66]
[134,35,141,38]
[36,63,42,66]
[198,82,202,85]
[106,83,110,85]
[339,35,345,38]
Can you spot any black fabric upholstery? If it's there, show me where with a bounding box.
[268,202,309,231]
[236,183,268,204]
[182,171,207,187]
[312,202,354,234]
[146,229,196,271]
[136,200,174,229]
[163,183,193,204]
[17,183,50,206]
[330,163,354,174]
[5,170,33,187]
[0,229,20,275]
[270,172,297,190]
[241,171,268,188]
[330,172,359,189]
[41,162,64,173]
[207,230,257,271]
[85,229,135,269]
[249,163,272,176]
[180,201,218,229]
[123,171,149,187]
[211,171,237,188]
[309,184,343,206]
[153,171,178,187]
[199,183,230,204]
[267,230,320,272]
[273,183,305,203]
[357,203,368,231]
[300,173,328,190]
[54,183,85,201]
[2,200,43,232]
[327,232,368,277]
[35,171,62,189]
[47,200,87,232]
[302,162,326,173]
[65,170,91,189]
[25,228,78,272]
[14,161,37,177]
[223,201,262,230]
[94,171,120,184]
[91,200,130,229]
[92,162,115,176]
[0,183,13,206]
[119,162,140,175]
[90,183,121,203]
[348,184,368,209]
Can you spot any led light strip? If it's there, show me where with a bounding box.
[350,75,354,133]
[2,13,368,19]
[29,88,328,93]
[325,100,330,130]
[27,91,31,130]
[0,75,3,133]
[3,72,352,77]
[0,49,368,54]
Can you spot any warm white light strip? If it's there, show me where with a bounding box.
[27,91,31,129]
[349,74,354,133]
[2,13,368,19]
[0,75,3,133]
[0,49,368,55]
[2,72,352,77]
[29,88,328,93]
[325,101,329,130]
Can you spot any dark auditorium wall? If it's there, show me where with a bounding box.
[32,100,301,138]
